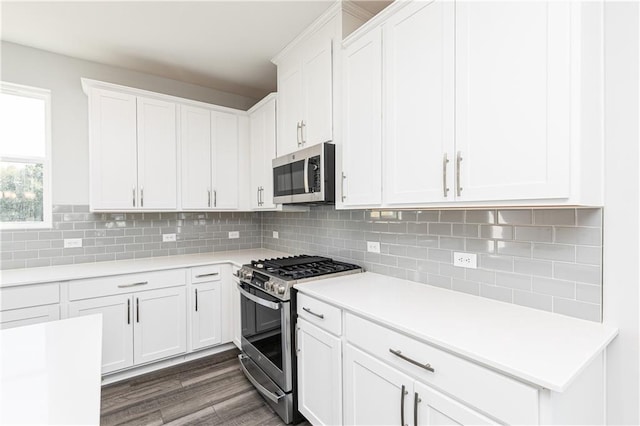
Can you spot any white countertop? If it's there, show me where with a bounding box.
[0,315,103,425]
[295,272,618,392]
[0,249,289,288]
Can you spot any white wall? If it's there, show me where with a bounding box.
[603,3,640,424]
[0,41,258,205]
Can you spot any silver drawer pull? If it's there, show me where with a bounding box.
[389,349,435,373]
[302,307,324,319]
[195,272,219,278]
[117,281,148,288]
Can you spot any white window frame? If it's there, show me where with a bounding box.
[0,82,52,230]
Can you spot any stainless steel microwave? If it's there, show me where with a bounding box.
[272,142,335,204]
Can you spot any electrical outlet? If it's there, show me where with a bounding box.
[454,252,477,269]
[273,231,279,239]
[162,233,176,242]
[63,238,82,248]
[228,231,240,239]
[367,241,381,253]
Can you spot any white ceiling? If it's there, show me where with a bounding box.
[0,1,358,100]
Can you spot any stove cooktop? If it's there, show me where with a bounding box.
[252,255,361,281]
[237,255,363,300]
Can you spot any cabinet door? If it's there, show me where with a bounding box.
[344,344,413,425]
[455,1,571,201]
[133,287,186,365]
[191,282,222,351]
[89,89,138,210]
[137,97,177,209]
[249,96,277,210]
[277,60,303,156]
[302,37,333,146]
[0,305,59,330]
[69,294,133,374]
[383,1,455,205]
[231,271,241,349]
[342,26,383,207]
[297,318,342,426]
[211,111,239,209]
[180,105,212,209]
[414,381,495,425]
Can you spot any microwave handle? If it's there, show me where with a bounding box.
[303,157,309,193]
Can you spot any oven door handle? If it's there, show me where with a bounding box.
[237,283,282,310]
[239,355,286,403]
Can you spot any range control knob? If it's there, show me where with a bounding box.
[277,285,286,295]
[265,281,274,291]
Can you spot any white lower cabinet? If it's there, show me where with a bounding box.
[296,318,342,425]
[231,267,241,349]
[414,380,494,426]
[190,281,222,351]
[133,287,187,365]
[0,305,60,330]
[69,284,187,374]
[69,294,134,373]
[0,282,61,330]
[68,269,187,374]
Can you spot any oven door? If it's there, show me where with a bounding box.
[238,280,292,392]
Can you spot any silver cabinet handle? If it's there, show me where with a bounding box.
[195,272,219,278]
[401,384,408,426]
[208,189,211,208]
[414,392,421,426]
[213,190,217,207]
[300,120,306,145]
[132,186,136,207]
[127,298,130,324]
[260,187,264,205]
[117,281,148,288]
[341,172,347,201]
[296,122,302,147]
[237,283,281,310]
[456,151,463,197]
[389,349,435,373]
[257,187,261,205]
[195,288,198,312]
[136,297,140,323]
[302,307,324,319]
[140,186,144,207]
[442,153,450,198]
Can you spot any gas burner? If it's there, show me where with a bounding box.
[239,255,362,300]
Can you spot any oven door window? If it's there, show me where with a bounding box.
[273,159,306,197]
[240,284,285,370]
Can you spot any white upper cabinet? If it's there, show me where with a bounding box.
[249,94,278,210]
[136,97,178,209]
[88,89,138,210]
[383,1,454,205]
[83,78,246,212]
[454,1,571,201]
[180,105,212,210]
[338,0,603,208]
[341,25,383,207]
[211,111,239,209]
[273,8,345,157]
[88,90,177,211]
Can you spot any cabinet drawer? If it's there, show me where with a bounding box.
[345,313,538,425]
[69,269,187,301]
[1,284,59,311]
[297,293,342,336]
[190,265,222,283]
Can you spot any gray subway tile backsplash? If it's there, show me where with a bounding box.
[1,205,603,322]
[263,206,603,322]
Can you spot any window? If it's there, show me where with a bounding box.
[0,82,52,229]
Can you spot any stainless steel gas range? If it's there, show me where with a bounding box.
[235,255,362,424]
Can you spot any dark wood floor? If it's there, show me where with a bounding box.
[101,349,300,426]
